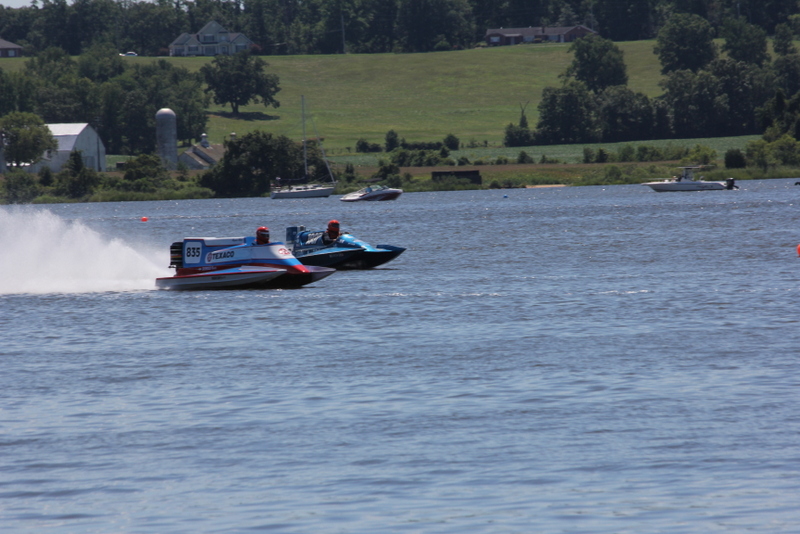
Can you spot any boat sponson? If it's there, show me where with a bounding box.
[296,247,365,268]
[156,266,287,290]
[264,265,336,288]
[334,246,405,270]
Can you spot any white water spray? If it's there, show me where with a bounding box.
[0,207,170,294]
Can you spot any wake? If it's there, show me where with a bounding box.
[0,206,169,294]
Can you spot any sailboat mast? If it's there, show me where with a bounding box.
[301,95,309,178]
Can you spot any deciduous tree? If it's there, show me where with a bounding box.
[654,13,717,74]
[54,150,101,198]
[533,80,599,145]
[385,129,400,152]
[596,86,654,142]
[0,111,58,168]
[774,53,800,98]
[200,131,305,197]
[101,60,209,154]
[0,68,15,117]
[658,69,727,138]
[594,0,653,42]
[773,23,797,56]
[395,0,474,52]
[201,51,281,116]
[708,58,773,135]
[721,17,768,66]
[564,35,627,93]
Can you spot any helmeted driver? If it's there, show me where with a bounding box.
[256,226,270,245]
[322,220,340,244]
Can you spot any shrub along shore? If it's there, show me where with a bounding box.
[2,134,796,204]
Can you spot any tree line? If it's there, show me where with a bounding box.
[0,45,280,156]
[506,13,800,148]
[0,0,797,57]
[0,44,208,154]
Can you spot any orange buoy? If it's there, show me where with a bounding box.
[797,243,800,256]
[141,216,149,222]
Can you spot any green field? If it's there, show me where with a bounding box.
[200,41,667,150]
[0,40,673,151]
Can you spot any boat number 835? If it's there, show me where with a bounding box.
[185,245,202,258]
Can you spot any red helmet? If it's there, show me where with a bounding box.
[327,220,340,237]
[256,226,270,244]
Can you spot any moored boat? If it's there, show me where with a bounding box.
[270,96,336,199]
[642,166,737,192]
[270,184,335,199]
[156,235,335,290]
[286,226,405,269]
[340,184,402,202]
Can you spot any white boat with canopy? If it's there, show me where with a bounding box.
[642,166,737,192]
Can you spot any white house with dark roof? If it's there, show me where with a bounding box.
[169,21,253,57]
[27,123,106,173]
[485,25,597,46]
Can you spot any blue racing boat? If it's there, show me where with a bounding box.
[286,225,405,269]
[156,233,335,290]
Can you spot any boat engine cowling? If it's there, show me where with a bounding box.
[169,241,184,268]
[285,226,306,250]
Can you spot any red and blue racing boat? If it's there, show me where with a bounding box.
[156,235,335,290]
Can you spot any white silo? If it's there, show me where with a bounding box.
[155,108,177,170]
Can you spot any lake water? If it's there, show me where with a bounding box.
[2,180,800,533]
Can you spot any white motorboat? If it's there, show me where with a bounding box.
[340,184,403,202]
[643,166,737,192]
[270,184,335,199]
[270,96,336,199]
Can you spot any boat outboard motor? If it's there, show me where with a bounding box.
[169,241,184,268]
[725,177,738,190]
[285,226,305,252]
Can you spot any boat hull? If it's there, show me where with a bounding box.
[156,266,286,290]
[287,227,405,270]
[340,186,403,202]
[270,185,335,199]
[158,238,336,290]
[299,245,405,269]
[293,247,365,268]
[642,167,733,192]
[643,181,726,192]
[267,265,335,288]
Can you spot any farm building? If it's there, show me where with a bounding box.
[0,37,23,57]
[485,25,597,46]
[178,134,225,170]
[27,123,106,174]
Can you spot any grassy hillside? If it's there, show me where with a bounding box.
[1,40,671,150]
[198,41,667,150]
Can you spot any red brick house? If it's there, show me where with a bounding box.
[485,25,597,46]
